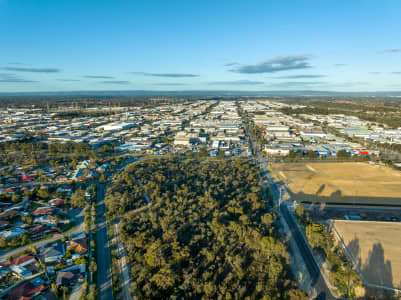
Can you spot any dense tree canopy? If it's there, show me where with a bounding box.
[70,188,86,208]
[279,99,401,129]
[111,158,307,299]
[0,140,98,166]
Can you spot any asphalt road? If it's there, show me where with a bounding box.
[239,107,336,300]
[259,156,336,299]
[94,156,139,300]
[96,183,113,300]
[69,282,84,300]
[303,203,401,212]
[259,155,335,299]
[0,234,63,262]
[114,222,132,300]
[281,203,336,300]
[0,206,85,262]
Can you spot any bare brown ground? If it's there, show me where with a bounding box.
[270,162,401,204]
[333,220,401,289]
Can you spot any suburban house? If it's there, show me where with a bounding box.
[66,234,88,254]
[0,220,9,229]
[5,278,48,299]
[56,269,84,286]
[41,243,65,264]
[9,265,33,278]
[0,209,18,220]
[49,198,65,207]
[0,227,26,239]
[6,254,37,269]
[5,254,38,279]
[33,207,54,216]
[56,264,86,287]
[30,224,60,240]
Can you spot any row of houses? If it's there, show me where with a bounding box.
[0,232,88,299]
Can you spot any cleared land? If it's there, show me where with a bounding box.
[333,220,401,289]
[270,162,401,205]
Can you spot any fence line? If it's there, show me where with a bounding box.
[328,220,401,294]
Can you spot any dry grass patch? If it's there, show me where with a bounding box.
[270,162,401,204]
[333,220,401,289]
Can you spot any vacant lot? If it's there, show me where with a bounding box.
[270,162,401,205]
[333,220,401,289]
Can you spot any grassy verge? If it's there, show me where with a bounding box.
[294,205,363,299]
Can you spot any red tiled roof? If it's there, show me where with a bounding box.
[51,199,64,206]
[33,208,53,215]
[6,281,46,299]
[0,209,18,219]
[22,175,35,181]
[31,224,45,232]
[67,239,88,253]
[5,254,35,266]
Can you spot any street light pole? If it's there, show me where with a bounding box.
[278,187,281,208]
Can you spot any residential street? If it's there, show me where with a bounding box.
[95,156,139,300]
[0,206,85,261]
[0,234,61,262]
[69,282,84,300]
[96,183,113,300]
[111,171,152,299]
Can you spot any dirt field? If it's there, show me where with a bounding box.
[333,220,401,289]
[270,162,401,205]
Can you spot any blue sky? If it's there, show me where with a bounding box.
[1,0,401,92]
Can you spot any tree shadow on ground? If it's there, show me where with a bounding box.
[347,236,362,268]
[291,189,401,207]
[346,237,397,299]
[315,184,326,195]
[363,243,396,299]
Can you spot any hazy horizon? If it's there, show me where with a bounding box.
[2,89,401,98]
